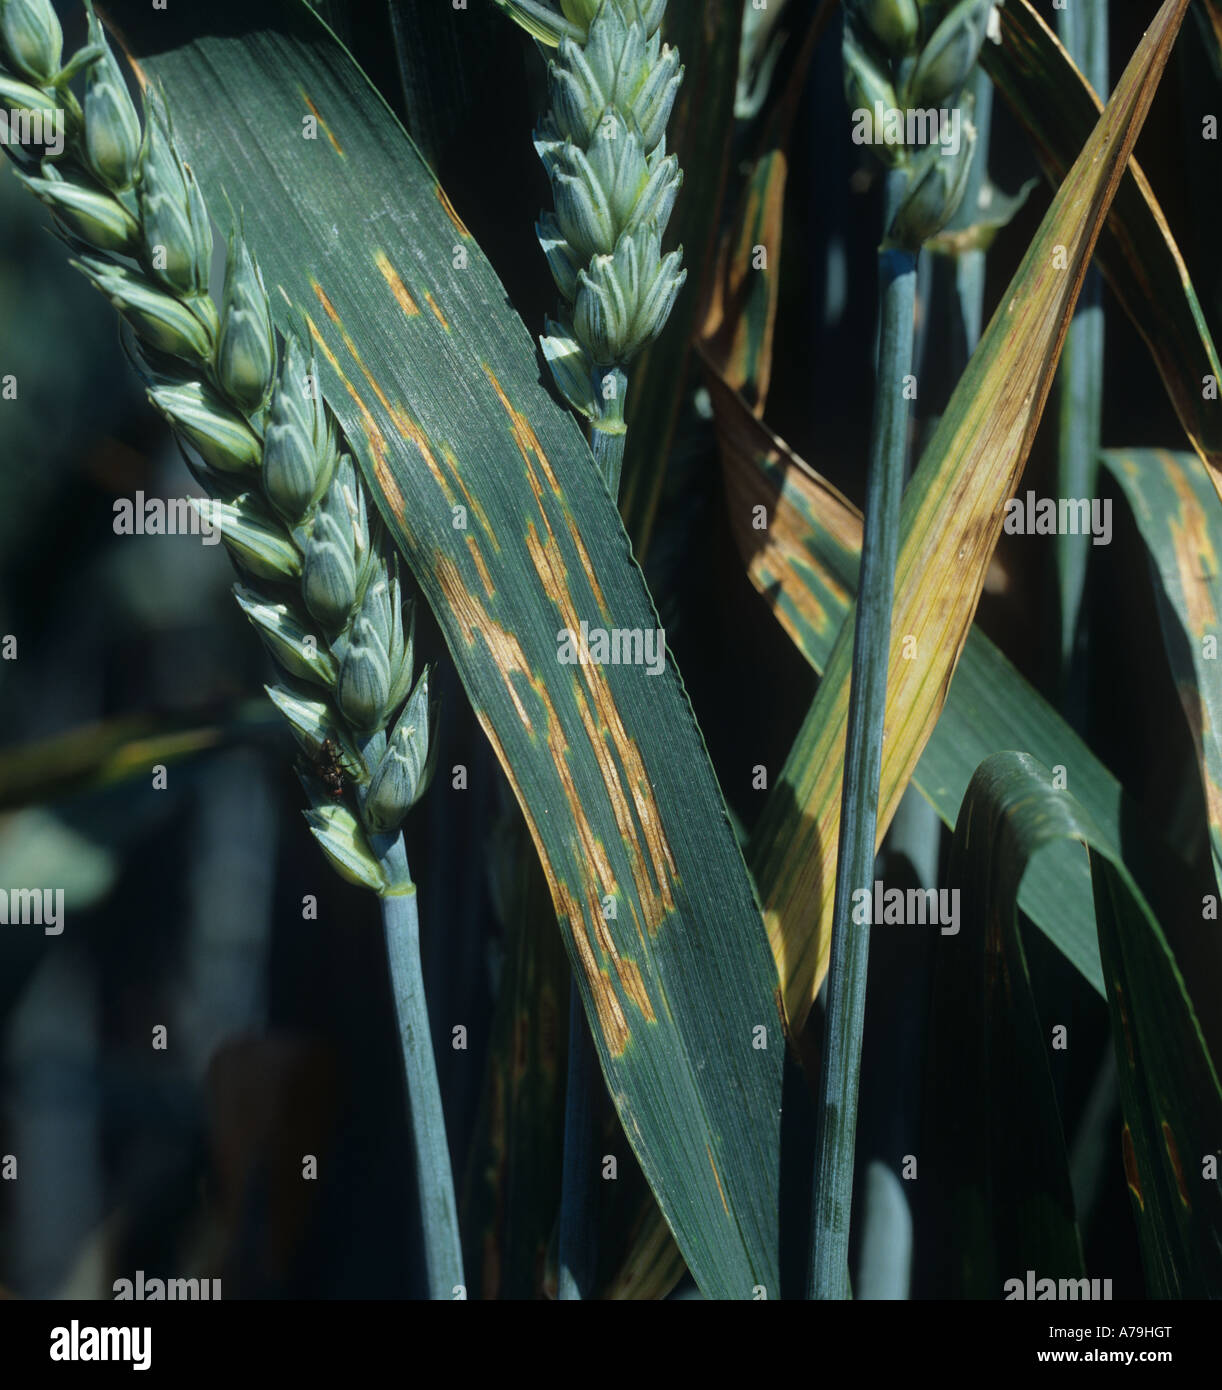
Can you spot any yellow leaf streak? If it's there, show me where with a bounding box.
[423,291,450,331]
[712,372,856,644]
[299,90,345,157]
[482,364,677,934]
[302,311,407,537]
[1161,451,1218,635]
[302,275,668,1053]
[436,183,472,239]
[447,660,632,1056]
[434,550,656,1052]
[480,365,610,617]
[370,260,455,464]
[432,359,689,1041]
[525,515,674,939]
[1162,1122,1191,1208]
[707,1143,730,1218]
[373,250,420,318]
[440,442,497,548]
[308,279,496,591]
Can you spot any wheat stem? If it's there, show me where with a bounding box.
[807,0,996,1301]
[591,427,627,498]
[811,194,917,1301]
[590,365,629,494]
[377,846,465,1298]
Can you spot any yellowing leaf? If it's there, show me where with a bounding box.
[750,0,1193,1036]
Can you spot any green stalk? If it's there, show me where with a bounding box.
[591,368,629,496]
[591,429,628,497]
[809,167,917,1301]
[1055,1,1108,699]
[379,853,464,1297]
[810,0,989,1292]
[859,64,996,1302]
[359,733,464,1299]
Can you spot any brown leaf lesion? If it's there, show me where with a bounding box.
[373,250,420,318]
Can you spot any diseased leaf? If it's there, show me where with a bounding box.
[746,0,1192,1036]
[703,359,1113,994]
[983,0,1222,490]
[108,0,782,1300]
[701,150,788,414]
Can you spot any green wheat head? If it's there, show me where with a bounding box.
[0,0,435,894]
[495,0,687,436]
[845,0,993,248]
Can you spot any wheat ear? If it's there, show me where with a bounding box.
[843,0,993,249]
[494,0,687,491]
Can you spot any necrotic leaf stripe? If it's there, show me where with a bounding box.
[302,272,677,1057]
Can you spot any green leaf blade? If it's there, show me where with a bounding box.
[927,751,1087,1297]
[953,751,1222,1297]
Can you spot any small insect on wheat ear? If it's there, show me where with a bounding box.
[312,736,349,801]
